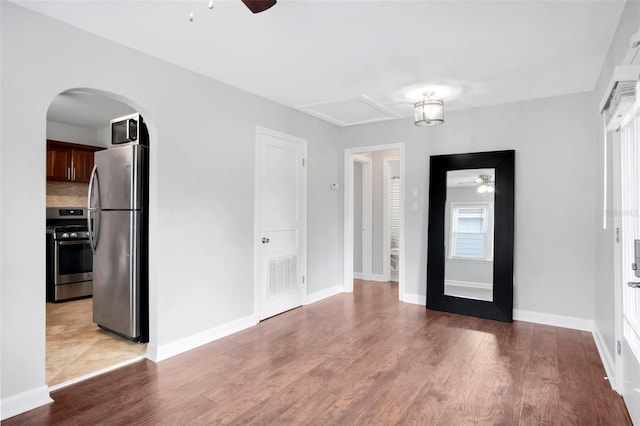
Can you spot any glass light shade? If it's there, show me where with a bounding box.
[414,97,444,126]
[477,185,487,193]
[487,185,495,193]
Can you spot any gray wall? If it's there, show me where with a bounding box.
[340,91,596,321]
[46,121,104,147]
[1,2,341,405]
[592,1,640,371]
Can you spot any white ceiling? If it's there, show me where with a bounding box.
[18,0,626,127]
[47,90,135,129]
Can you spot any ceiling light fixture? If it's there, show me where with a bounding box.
[476,174,495,193]
[414,91,444,127]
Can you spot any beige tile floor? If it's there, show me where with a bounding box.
[46,298,147,386]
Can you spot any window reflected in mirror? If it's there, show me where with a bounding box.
[444,169,495,302]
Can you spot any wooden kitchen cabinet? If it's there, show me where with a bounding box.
[71,149,96,183]
[46,140,103,183]
[46,143,72,181]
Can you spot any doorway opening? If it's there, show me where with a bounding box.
[45,89,149,388]
[345,144,404,300]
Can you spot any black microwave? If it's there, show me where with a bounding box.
[111,113,144,145]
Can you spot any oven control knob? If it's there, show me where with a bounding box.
[62,233,69,238]
[70,232,77,238]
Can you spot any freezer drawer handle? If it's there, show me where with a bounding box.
[628,282,640,289]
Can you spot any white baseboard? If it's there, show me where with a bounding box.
[401,292,425,305]
[513,309,593,332]
[1,385,52,421]
[305,285,343,305]
[445,279,492,290]
[147,314,258,362]
[353,273,390,282]
[592,324,618,391]
[368,273,391,282]
[400,294,594,333]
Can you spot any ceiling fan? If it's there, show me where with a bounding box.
[456,173,495,193]
[474,174,495,193]
[241,0,277,13]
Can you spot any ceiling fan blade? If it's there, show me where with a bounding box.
[241,0,277,13]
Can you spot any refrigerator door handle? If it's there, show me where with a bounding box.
[88,165,99,210]
[88,165,99,253]
[88,210,97,253]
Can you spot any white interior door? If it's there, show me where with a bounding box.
[256,128,306,320]
[618,109,640,424]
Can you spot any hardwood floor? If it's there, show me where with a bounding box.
[7,280,631,425]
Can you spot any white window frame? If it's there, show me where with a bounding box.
[448,202,494,262]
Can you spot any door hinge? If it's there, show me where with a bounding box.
[617,340,622,355]
[302,158,305,167]
[616,228,620,243]
[302,275,305,284]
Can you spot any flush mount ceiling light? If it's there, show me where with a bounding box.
[414,91,444,127]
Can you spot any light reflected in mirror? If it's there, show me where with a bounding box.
[444,169,495,302]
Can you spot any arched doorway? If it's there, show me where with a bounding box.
[45,88,150,388]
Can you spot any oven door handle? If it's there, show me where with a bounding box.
[58,240,90,246]
[88,165,99,253]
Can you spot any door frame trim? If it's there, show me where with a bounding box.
[253,126,308,320]
[344,143,405,300]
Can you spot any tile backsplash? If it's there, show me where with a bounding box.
[47,181,88,207]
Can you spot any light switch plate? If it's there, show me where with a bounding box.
[412,188,419,198]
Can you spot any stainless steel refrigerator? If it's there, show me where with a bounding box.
[88,127,148,342]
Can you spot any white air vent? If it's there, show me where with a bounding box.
[268,255,298,297]
[298,95,399,127]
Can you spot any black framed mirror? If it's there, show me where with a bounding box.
[426,150,514,322]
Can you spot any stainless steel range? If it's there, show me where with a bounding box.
[46,207,93,302]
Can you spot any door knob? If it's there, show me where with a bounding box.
[262,237,270,244]
[628,282,640,289]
